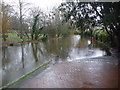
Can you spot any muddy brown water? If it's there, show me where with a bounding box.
[1,35,113,87]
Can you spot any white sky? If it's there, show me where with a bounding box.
[3,0,63,12]
[4,0,119,11]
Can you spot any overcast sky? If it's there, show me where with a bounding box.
[3,0,63,12]
[3,0,120,13]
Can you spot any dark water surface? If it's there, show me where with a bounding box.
[2,35,111,87]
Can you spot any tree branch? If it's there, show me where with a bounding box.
[91,3,103,19]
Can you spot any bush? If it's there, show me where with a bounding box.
[92,29,110,45]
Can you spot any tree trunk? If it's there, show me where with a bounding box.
[19,0,23,39]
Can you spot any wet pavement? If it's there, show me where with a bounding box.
[18,56,118,88]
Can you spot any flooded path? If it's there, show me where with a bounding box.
[13,56,118,88]
[1,35,118,88]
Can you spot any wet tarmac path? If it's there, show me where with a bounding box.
[19,56,118,88]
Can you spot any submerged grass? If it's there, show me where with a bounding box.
[1,60,51,89]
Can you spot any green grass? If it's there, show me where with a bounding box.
[7,33,18,36]
[1,60,51,89]
[1,33,49,44]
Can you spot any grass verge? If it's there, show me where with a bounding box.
[1,60,51,89]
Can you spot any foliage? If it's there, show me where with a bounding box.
[39,8,73,38]
[59,2,120,49]
[56,22,72,37]
[42,22,71,38]
[74,30,81,35]
[31,14,44,40]
[92,29,110,44]
[58,2,96,31]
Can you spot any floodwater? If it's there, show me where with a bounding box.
[1,35,111,87]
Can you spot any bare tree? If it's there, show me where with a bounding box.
[29,7,47,28]
[11,0,31,39]
[1,2,10,41]
[19,0,23,38]
[9,12,20,31]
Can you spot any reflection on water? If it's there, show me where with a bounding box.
[2,35,111,87]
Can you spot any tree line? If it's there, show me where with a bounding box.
[1,0,72,42]
[58,1,120,51]
[1,1,120,51]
